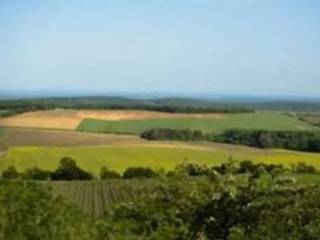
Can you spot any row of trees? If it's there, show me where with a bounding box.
[140,128,320,152]
[1,157,158,180]
[171,160,317,178]
[2,157,318,183]
[0,98,254,114]
[141,128,208,141]
[216,129,320,152]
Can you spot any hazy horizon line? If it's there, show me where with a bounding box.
[0,91,319,102]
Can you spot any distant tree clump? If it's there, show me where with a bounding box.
[123,167,157,179]
[291,162,317,174]
[22,167,52,180]
[141,128,208,141]
[99,167,121,179]
[51,157,93,180]
[215,129,320,152]
[174,160,286,179]
[141,128,320,153]
[2,166,19,179]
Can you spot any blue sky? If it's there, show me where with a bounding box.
[0,0,320,97]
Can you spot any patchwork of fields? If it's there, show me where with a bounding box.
[77,111,316,134]
[0,110,319,176]
[0,109,223,130]
[1,108,320,217]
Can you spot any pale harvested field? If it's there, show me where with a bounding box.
[0,109,224,130]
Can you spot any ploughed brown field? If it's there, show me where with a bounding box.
[0,109,224,130]
[0,127,139,148]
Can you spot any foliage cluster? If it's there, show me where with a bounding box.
[2,158,157,180]
[141,128,206,141]
[101,168,320,239]
[1,161,320,239]
[217,129,320,152]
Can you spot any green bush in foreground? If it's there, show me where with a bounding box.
[105,173,320,239]
[0,181,94,240]
[1,162,320,239]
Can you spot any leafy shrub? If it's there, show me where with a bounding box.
[0,180,93,239]
[100,167,121,179]
[51,157,93,180]
[123,167,156,179]
[22,167,52,180]
[291,162,317,174]
[173,163,210,176]
[2,166,19,179]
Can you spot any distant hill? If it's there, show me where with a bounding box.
[0,96,319,112]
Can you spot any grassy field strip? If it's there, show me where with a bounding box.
[0,127,4,137]
[77,112,317,134]
[1,142,320,174]
[298,113,320,126]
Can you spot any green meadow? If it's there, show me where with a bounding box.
[0,127,4,136]
[1,142,320,174]
[77,112,316,135]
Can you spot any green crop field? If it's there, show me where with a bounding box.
[48,179,154,216]
[77,112,317,135]
[298,113,320,126]
[0,127,4,136]
[290,173,320,185]
[1,141,320,174]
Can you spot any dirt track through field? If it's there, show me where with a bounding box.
[0,109,224,130]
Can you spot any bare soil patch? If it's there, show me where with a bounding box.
[0,127,139,147]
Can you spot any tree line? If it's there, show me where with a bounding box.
[2,157,317,182]
[0,97,254,114]
[140,128,320,152]
[216,129,320,152]
[1,157,158,181]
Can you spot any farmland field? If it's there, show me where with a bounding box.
[77,112,317,134]
[0,109,223,130]
[298,113,320,126]
[1,141,320,174]
[49,174,320,216]
[0,127,4,137]
[0,127,139,147]
[48,180,153,216]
